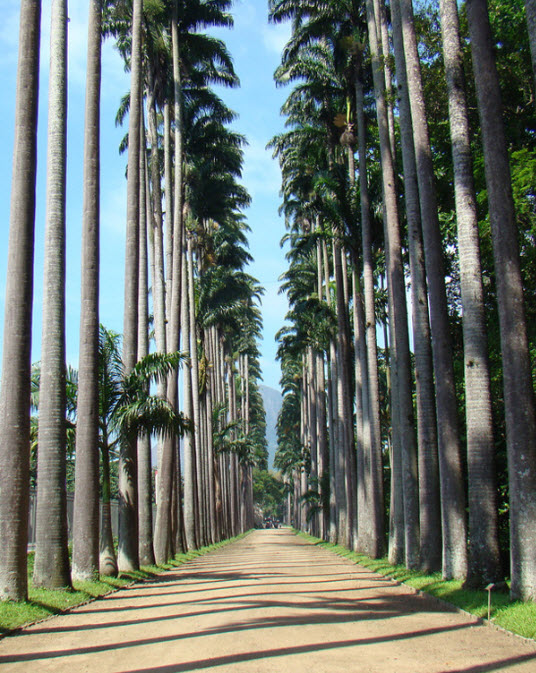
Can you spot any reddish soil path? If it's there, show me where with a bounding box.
[0,528,534,672]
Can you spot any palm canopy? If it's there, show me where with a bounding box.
[98,326,190,448]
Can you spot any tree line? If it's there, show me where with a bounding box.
[272,0,536,602]
[0,0,268,602]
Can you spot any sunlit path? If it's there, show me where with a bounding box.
[0,529,535,672]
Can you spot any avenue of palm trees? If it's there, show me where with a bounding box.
[271,0,536,603]
[0,0,267,602]
[1,0,536,612]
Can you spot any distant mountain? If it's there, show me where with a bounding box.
[259,384,282,469]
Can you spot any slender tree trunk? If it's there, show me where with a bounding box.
[390,0,441,573]
[376,0,396,160]
[396,0,466,579]
[307,347,318,536]
[337,242,355,548]
[314,236,329,540]
[118,0,143,573]
[351,267,366,551]
[187,234,204,546]
[324,240,338,544]
[164,100,173,326]
[154,3,184,563]
[33,0,71,590]
[205,367,217,543]
[99,434,118,576]
[182,241,197,550]
[137,128,156,567]
[0,0,40,602]
[355,69,384,557]
[440,0,501,587]
[146,77,167,357]
[72,0,101,583]
[366,0,414,561]
[467,0,536,601]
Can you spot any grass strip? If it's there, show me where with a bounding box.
[0,532,249,636]
[296,530,536,642]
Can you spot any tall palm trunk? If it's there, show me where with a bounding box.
[146,77,167,357]
[187,234,204,546]
[351,266,367,552]
[99,433,117,576]
[390,0,441,573]
[355,68,383,558]
[467,0,536,601]
[33,0,71,590]
[164,100,173,326]
[314,236,329,540]
[0,0,40,602]
[182,242,197,550]
[323,239,338,543]
[306,347,319,537]
[228,363,240,536]
[396,0,466,579]
[154,2,185,564]
[119,0,143,573]
[72,0,102,583]
[366,0,414,561]
[138,131,156,567]
[440,0,501,587]
[334,239,354,548]
[205,365,217,543]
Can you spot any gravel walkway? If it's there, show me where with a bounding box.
[0,528,534,672]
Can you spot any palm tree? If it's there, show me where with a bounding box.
[394,0,467,579]
[152,0,240,564]
[439,0,501,587]
[466,0,536,601]
[32,0,71,590]
[364,0,416,562]
[72,0,102,583]
[119,0,143,574]
[97,326,188,574]
[137,125,155,566]
[388,0,441,573]
[0,0,41,602]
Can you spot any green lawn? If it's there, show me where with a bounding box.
[0,534,247,636]
[297,531,536,641]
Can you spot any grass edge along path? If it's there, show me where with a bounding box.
[296,530,536,642]
[0,531,251,636]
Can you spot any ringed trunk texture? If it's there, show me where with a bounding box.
[33,0,71,590]
[0,0,40,602]
[72,0,101,584]
[396,0,467,577]
[390,0,441,572]
[467,0,536,601]
[355,70,383,558]
[366,0,414,561]
[137,135,155,567]
[440,0,501,586]
[119,0,143,573]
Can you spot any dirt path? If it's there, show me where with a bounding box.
[0,529,534,672]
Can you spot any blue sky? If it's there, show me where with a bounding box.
[0,0,290,391]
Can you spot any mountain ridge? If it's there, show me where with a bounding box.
[259,383,282,469]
